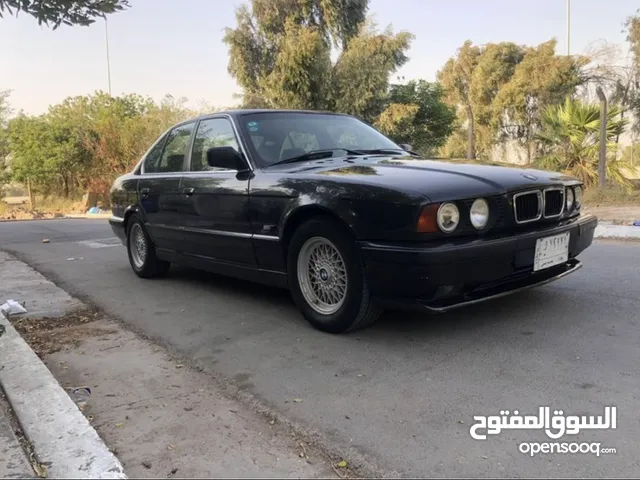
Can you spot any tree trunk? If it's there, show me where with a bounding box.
[466,105,476,160]
[27,177,35,209]
[63,175,70,198]
[596,86,607,188]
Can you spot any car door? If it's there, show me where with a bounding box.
[138,122,195,252]
[180,116,255,266]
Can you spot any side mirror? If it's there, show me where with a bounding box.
[206,146,245,170]
[399,143,413,152]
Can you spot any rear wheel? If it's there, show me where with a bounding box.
[287,216,382,333]
[126,214,170,278]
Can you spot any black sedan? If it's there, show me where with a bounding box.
[109,109,597,333]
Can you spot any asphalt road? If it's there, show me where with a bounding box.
[1,219,639,478]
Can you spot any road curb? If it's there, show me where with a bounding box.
[594,224,640,240]
[0,312,127,479]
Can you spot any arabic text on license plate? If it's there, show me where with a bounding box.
[533,232,570,272]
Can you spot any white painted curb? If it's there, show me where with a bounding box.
[594,224,640,240]
[0,312,127,479]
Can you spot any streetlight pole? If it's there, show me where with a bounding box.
[566,0,571,55]
[104,17,112,95]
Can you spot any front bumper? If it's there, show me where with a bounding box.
[360,214,597,312]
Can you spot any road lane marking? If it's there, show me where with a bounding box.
[77,238,122,249]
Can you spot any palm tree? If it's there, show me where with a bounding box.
[534,97,633,190]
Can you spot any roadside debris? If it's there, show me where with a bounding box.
[69,387,91,411]
[0,299,27,316]
[66,257,84,261]
[633,220,640,226]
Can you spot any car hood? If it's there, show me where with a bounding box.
[281,157,577,202]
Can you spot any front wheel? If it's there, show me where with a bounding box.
[126,214,170,278]
[287,216,382,333]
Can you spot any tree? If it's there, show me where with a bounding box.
[0,0,129,28]
[223,0,413,123]
[438,39,585,162]
[7,114,84,197]
[374,80,455,154]
[0,90,11,186]
[6,91,196,198]
[534,97,632,190]
[495,40,586,163]
[437,41,481,159]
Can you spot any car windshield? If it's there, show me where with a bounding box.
[238,112,403,167]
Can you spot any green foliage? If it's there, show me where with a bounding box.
[224,0,413,123]
[0,0,129,28]
[375,80,455,155]
[438,39,586,161]
[534,97,632,190]
[6,92,197,197]
[332,25,413,122]
[494,40,586,161]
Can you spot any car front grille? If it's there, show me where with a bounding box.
[512,187,566,224]
[543,188,564,217]
[513,191,542,224]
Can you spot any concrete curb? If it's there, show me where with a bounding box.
[0,312,127,479]
[594,224,640,240]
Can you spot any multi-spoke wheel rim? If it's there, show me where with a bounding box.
[297,237,348,315]
[129,223,147,269]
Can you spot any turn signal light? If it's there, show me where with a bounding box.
[417,204,440,233]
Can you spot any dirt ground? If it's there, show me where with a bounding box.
[9,310,347,479]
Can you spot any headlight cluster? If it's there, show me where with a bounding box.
[566,185,582,212]
[418,198,490,234]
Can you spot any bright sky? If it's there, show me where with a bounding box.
[1,0,638,115]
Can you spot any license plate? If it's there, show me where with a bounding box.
[533,232,570,272]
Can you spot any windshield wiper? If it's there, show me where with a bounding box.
[357,148,421,157]
[268,148,366,167]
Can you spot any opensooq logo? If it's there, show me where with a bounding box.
[469,406,617,441]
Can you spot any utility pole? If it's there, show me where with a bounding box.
[105,17,112,95]
[596,86,607,187]
[566,0,571,55]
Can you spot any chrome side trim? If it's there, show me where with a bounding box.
[253,234,280,242]
[109,216,125,223]
[513,190,543,224]
[182,229,280,241]
[542,187,565,219]
[182,227,253,239]
[422,261,583,313]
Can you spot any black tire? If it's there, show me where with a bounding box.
[287,216,382,333]
[126,214,170,278]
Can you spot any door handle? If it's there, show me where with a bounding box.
[140,188,150,197]
[182,187,195,196]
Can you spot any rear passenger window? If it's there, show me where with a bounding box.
[156,123,195,173]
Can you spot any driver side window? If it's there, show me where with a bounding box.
[190,118,239,171]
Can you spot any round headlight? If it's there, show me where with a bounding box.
[574,186,582,207]
[470,198,490,229]
[566,188,575,211]
[437,202,460,233]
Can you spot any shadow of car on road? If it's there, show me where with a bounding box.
[157,264,572,343]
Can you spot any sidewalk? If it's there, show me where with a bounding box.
[0,395,33,479]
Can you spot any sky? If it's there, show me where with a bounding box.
[1,0,638,116]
